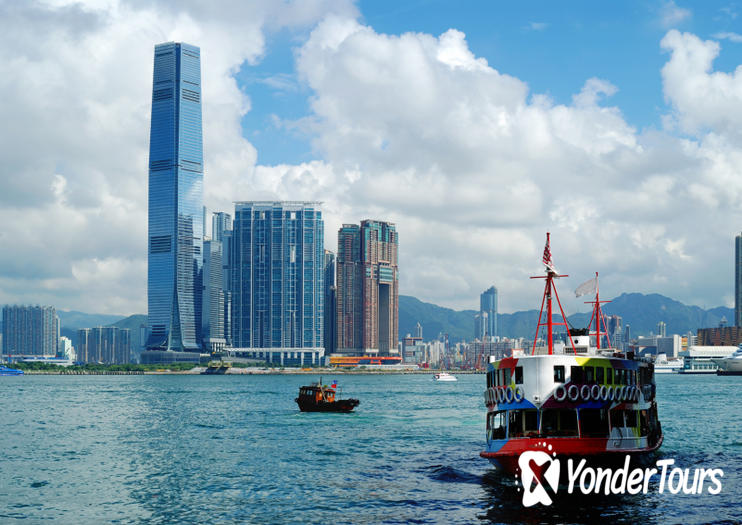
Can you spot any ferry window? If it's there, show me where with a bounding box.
[488,411,506,440]
[571,366,584,383]
[596,367,604,384]
[580,409,609,438]
[623,410,637,428]
[606,368,613,385]
[585,366,595,384]
[487,371,493,389]
[514,366,523,384]
[524,410,539,437]
[610,409,624,429]
[508,410,524,438]
[633,371,638,386]
[541,409,578,437]
[639,410,649,437]
[554,365,565,383]
[616,369,624,385]
[504,368,512,385]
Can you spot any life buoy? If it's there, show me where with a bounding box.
[619,386,627,401]
[599,385,609,401]
[633,386,641,402]
[483,390,490,405]
[591,384,601,400]
[496,387,504,404]
[514,386,525,403]
[505,387,514,403]
[554,384,567,402]
[580,384,591,401]
[568,384,580,402]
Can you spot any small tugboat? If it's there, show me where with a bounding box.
[433,372,457,382]
[295,379,360,413]
[0,365,24,376]
[480,234,662,474]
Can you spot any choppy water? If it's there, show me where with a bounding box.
[0,373,739,524]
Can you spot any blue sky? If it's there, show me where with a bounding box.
[241,1,742,165]
[2,0,742,315]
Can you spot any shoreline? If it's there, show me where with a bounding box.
[18,368,485,376]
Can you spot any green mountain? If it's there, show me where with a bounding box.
[399,293,733,342]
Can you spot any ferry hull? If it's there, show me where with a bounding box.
[480,435,663,475]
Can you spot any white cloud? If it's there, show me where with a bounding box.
[659,1,691,28]
[527,22,548,31]
[713,31,742,43]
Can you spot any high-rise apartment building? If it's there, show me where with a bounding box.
[146,42,204,353]
[212,211,233,346]
[231,202,324,350]
[77,327,131,364]
[480,286,498,340]
[736,233,742,326]
[336,220,399,355]
[2,305,59,356]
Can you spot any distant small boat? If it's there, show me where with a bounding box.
[0,365,23,376]
[295,379,359,413]
[714,345,742,375]
[433,372,457,382]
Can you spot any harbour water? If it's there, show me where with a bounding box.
[0,374,739,524]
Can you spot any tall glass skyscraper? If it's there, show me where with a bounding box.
[480,286,498,340]
[146,42,203,352]
[231,202,324,349]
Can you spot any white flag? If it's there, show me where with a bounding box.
[575,277,597,297]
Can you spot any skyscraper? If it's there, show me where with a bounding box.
[212,211,233,346]
[202,239,226,352]
[2,305,59,356]
[480,286,498,339]
[336,220,399,355]
[231,202,324,350]
[337,224,362,352]
[324,250,337,355]
[146,42,204,352]
[736,233,742,326]
[77,327,131,364]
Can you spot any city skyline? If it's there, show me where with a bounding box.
[2,2,742,317]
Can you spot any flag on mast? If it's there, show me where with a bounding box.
[575,277,598,297]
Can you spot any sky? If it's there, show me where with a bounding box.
[1,0,742,316]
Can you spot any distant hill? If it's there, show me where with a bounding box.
[58,310,127,342]
[399,293,733,342]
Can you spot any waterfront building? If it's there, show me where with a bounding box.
[57,336,75,360]
[606,314,623,350]
[697,326,742,346]
[212,211,233,347]
[146,41,204,353]
[336,220,399,355]
[202,239,226,353]
[657,321,667,337]
[323,250,337,355]
[231,202,324,352]
[2,305,59,356]
[480,286,498,340]
[76,327,131,364]
[736,233,742,326]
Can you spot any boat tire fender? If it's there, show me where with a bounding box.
[619,386,627,401]
[599,385,609,401]
[505,387,514,404]
[568,384,580,402]
[580,384,591,401]
[554,384,567,402]
[591,384,601,400]
[514,386,524,403]
[496,387,504,404]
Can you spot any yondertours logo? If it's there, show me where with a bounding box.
[516,446,724,507]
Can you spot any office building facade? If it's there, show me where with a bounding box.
[336,220,399,355]
[736,233,742,326]
[2,305,59,356]
[231,202,324,350]
[146,42,204,352]
[202,239,226,352]
[323,250,337,355]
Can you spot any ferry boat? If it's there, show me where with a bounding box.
[433,372,457,382]
[0,365,24,376]
[295,379,360,413]
[653,353,683,374]
[480,234,663,474]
